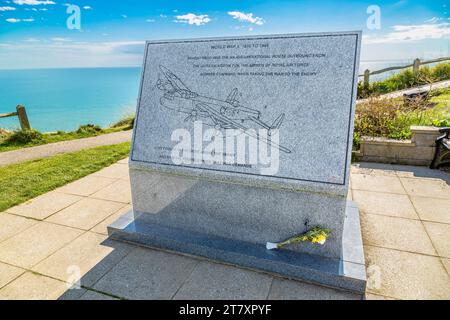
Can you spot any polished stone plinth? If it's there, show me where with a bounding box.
[108,201,366,293]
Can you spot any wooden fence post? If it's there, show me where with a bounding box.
[363,69,370,87]
[413,58,421,73]
[16,105,31,130]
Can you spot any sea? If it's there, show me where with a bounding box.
[0,61,413,132]
[0,67,141,132]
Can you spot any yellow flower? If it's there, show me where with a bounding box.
[316,234,327,245]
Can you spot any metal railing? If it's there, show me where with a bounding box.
[359,57,450,86]
[0,105,31,130]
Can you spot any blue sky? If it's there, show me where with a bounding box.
[0,0,449,69]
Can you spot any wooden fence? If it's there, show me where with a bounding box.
[0,105,31,130]
[359,56,450,86]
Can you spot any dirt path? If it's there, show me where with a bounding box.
[357,79,450,104]
[0,130,132,167]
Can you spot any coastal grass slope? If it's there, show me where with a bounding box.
[0,142,130,212]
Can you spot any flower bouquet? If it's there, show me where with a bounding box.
[266,226,331,250]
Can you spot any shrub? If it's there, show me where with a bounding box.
[111,115,135,130]
[5,129,44,144]
[431,119,450,127]
[76,124,102,134]
[431,62,450,81]
[0,128,11,140]
[353,95,441,149]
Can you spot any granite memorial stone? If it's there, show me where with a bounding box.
[109,32,366,293]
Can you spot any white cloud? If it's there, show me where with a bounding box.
[51,37,71,42]
[363,22,450,44]
[146,19,155,23]
[0,6,16,11]
[13,0,54,5]
[25,7,47,11]
[6,17,34,22]
[175,13,210,26]
[23,38,40,42]
[83,6,92,10]
[228,11,264,25]
[53,40,145,55]
[425,17,441,23]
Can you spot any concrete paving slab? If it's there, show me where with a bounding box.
[5,192,83,220]
[351,174,405,194]
[46,198,126,231]
[58,288,86,300]
[400,177,450,199]
[364,293,396,300]
[32,232,134,287]
[90,205,132,235]
[0,213,38,243]
[90,179,132,204]
[442,258,450,276]
[361,213,436,255]
[79,290,119,300]
[393,165,450,181]
[0,262,24,289]
[93,247,199,300]
[267,277,361,300]
[173,261,273,300]
[350,162,396,176]
[118,158,129,164]
[411,196,450,224]
[92,163,130,180]
[423,222,450,258]
[55,175,117,197]
[353,190,418,219]
[0,272,69,300]
[365,245,450,300]
[0,222,83,269]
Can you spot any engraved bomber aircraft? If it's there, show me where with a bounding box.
[156,65,292,154]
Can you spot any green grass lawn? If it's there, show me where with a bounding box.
[430,88,450,113]
[0,142,130,212]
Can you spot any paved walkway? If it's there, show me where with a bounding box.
[357,79,450,104]
[0,130,132,167]
[0,160,449,300]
